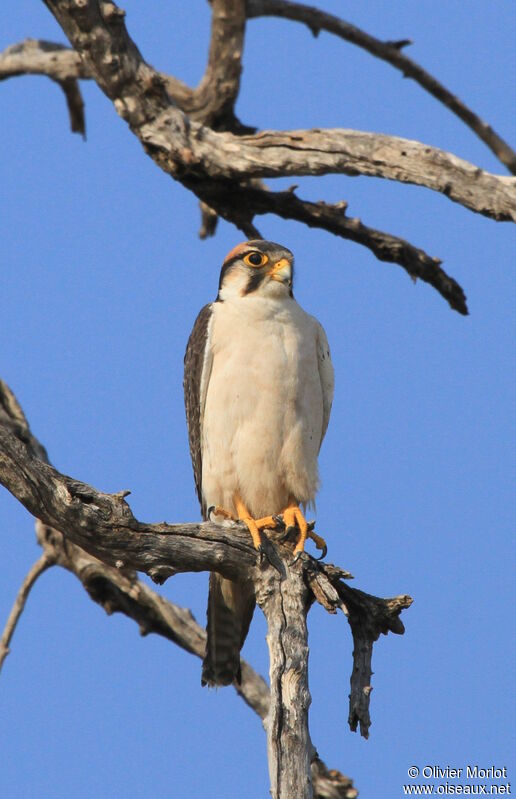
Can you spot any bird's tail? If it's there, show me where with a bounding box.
[202,573,255,687]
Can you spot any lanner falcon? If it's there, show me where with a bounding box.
[184,240,334,686]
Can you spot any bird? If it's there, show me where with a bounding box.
[183,240,334,687]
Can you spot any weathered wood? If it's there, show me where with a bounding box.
[256,557,312,799]
[0,3,511,312]
[246,0,516,175]
[0,378,410,796]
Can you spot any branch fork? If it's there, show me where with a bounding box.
[2,1,514,313]
[0,379,411,797]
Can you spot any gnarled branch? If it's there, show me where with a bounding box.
[0,377,406,797]
[246,0,516,175]
[196,180,468,313]
[0,552,55,672]
[0,39,87,135]
[142,123,515,223]
[3,3,514,314]
[185,0,253,132]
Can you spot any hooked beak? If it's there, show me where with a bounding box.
[268,257,292,286]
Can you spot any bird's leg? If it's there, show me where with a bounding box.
[234,495,278,550]
[281,502,327,557]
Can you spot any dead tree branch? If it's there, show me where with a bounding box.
[0,39,86,135]
[0,1,505,312]
[0,377,410,796]
[33,518,270,717]
[33,521,357,798]
[199,181,468,313]
[0,552,55,672]
[257,556,312,798]
[153,126,515,222]
[0,378,358,796]
[245,0,516,175]
[0,38,87,82]
[185,0,253,133]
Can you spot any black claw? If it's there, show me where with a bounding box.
[273,514,285,530]
[257,543,285,575]
[207,506,215,521]
[315,544,328,561]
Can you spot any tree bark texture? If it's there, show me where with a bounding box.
[1,2,514,314]
[0,379,410,798]
[258,558,313,799]
[3,1,510,794]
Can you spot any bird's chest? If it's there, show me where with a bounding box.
[208,299,316,405]
[201,298,322,512]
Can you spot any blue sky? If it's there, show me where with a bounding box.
[1,2,515,797]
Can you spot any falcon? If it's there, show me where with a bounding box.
[184,240,334,686]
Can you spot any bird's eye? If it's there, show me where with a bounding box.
[244,251,268,268]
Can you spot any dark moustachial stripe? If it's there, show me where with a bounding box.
[242,268,267,295]
[217,254,242,296]
[217,247,262,296]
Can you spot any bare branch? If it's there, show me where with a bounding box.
[0,30,243,133]
[0,426,253,579]
[3,3,511,314]
[198,181,468,313]
[0,380,48,462]
[58,76,86,135]
[0,39,87,135]
[185,0,253,133]
[34,524,356,797]
[257,557,312,798]
[198,200,219,239]
[1,378,365,796]
[0,378,410,734]
[162,127,515,222]
[0,39,88,81]
[37,2,515,222]
[305,560,412,739]
[34,519,272,717]
[0,552,55,672]
[0,37,469,311]
[245,0,516,175]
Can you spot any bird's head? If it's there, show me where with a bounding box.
[217,240,294,301]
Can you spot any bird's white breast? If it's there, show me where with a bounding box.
[201,295,324,518]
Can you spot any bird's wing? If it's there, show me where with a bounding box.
[183,303,214,518]
[316,320,334,449]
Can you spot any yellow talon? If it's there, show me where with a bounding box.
[282,503,309,553]
[281,503,327,557]
[209,505,235,520]
[308,529,327,556]
[234,496,278,550]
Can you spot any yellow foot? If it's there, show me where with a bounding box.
[234,496,278,550]
[281,503,327,558]
[308,529,328,559]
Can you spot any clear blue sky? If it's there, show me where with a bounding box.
[1,2,514,797]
